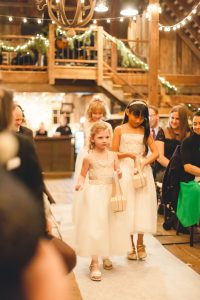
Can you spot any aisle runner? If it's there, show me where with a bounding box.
[51,203,200,300]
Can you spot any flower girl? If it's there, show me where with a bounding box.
[74,122,129,281]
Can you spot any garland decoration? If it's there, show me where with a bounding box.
[56,27,94,50]
[0,35,49,56]
[0,27,177,94]
[104,32,177,94]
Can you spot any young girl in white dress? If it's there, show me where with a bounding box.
[112,100,158,260]
[74,97,112,180]
[74,122,126,281]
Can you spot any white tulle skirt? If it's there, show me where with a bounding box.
[119,158,157,234]
[73,182,131,257]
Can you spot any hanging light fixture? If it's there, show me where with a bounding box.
[35,0,96,28]
[120,7,138,17]
[120,0,138,17]
[94,0,109,13]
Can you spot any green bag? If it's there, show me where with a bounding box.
[176,181,200,227]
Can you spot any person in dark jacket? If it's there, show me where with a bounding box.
[13,104,33,138]
[56,113,72,136]
[0,88,46,234]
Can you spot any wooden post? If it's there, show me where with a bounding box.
[111,42,117,73]
[148,0,159,106]
[48,24,55,85]
[97,26,103,86]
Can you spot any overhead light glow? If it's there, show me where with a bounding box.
[120,7,138,17]
[95,1,109,13]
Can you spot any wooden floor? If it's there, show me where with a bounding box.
[155,214,200,274]
[45,176,200,276]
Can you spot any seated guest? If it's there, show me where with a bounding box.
[155,105,191,216]
[56,113,72,136]
[148,105,160,140]
[36,122,48,137]
[155,105,190,183]
[177,110,200,227]
[13,104,33,138]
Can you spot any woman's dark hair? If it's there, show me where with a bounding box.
[123,99,150,155]
[193,110,200,118]
[0,88,14,132]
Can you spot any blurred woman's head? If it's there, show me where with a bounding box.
[0,88,14,132]
[168,105,190,140]
[86,97,107,121]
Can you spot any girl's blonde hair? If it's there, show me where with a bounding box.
[86,97,107,121]
[89,121,111,149]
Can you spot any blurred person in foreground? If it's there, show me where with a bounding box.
[0,88,46,233]
[0,87,76,273]
[0,169,68,300]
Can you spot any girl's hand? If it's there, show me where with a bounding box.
[140,160,147,171]
[75,184,82,191]
[133,168,138,175]
[116,168,122,179]
[128,153,137,160]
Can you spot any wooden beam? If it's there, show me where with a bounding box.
[97,26,103,86]
[148,0,159,106]
[161,8,200,60]
[0,2,35,8]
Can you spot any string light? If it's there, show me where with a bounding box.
[0,34,49,54]
[147,4,162,14]
[0,26,177,93]
[159,2,200,32]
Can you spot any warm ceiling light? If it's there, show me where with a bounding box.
[95,1,109,13]
[120,7,138,17]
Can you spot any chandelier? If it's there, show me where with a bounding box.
[35,0,96,28]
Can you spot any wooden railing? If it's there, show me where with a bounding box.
[0,35,48,71]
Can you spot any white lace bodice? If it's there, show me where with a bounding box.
[88,151,115,183]
[119,133,145,170]
[119,133,145,155]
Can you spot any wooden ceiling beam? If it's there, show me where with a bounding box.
[0,2,35,8]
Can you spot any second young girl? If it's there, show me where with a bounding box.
[74,122,129,281]
[112,99,158,260]
[74,96,112,179]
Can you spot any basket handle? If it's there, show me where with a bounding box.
[112,172,122,197]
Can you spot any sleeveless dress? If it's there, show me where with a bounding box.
[74,120,113,181]
[74,151,130,257]
[119,133,157,234]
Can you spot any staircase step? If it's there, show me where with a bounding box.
[113,84,122,89]
[103,75,112,80]
[123,92,132,97]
